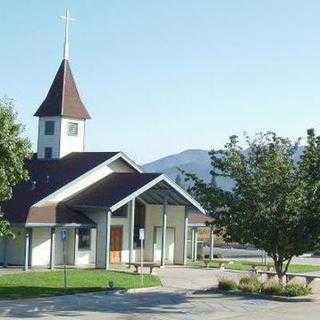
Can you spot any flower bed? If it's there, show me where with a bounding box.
[218,276,311,297]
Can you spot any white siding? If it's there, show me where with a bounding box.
[37,116,85,159]
[31,227,51,266]
[55,228,75,265]
[89,211,107,268]
[144,205,185,264]
[6,227,25,266]
[59,117,85,158]
[37,116,61,159]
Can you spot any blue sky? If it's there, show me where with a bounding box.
[1,1,320,163]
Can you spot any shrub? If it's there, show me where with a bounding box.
[213,253,223,259]
[218,279,238,291]
[284,283,311,297]
[238,276,262,293]
[108,280,114,289]
[261,283,284,296]
[261,282,312,297]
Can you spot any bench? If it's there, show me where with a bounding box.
[257,270,320,285]
[127,262,161,274]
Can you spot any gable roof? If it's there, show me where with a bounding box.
[2,152,118,223]
[65,172,205,213]
[65,172,162,209]
[34,59,91,119]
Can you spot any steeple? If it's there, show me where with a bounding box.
[34,60,90,119]
[35,9,90,160]
[34,9,90,120]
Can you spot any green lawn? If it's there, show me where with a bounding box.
[0,269,161,300]
[189,259,320,273]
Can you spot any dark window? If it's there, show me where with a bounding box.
[44,147,52,159]
[68,122,78,136]
[134,201,146,248]
[45,121,55,135]
[78,228,91,250]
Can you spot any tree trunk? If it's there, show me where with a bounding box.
[273,258,285,285]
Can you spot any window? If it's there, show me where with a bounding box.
[44,147,52,159]
[78,228,91,250]
[68,122,78,136]
[45,121,55,135]
[133,201,145,248]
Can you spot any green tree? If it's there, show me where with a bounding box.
[186,131,320,284]
[0,97,32,238]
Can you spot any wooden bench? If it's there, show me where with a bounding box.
[127,262,161,274]
[257,270,320,285]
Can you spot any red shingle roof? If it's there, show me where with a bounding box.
[34,59,91,119]
[2,152,118,224]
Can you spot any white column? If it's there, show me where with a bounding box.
[209,227,214,260]
[160,199,167,266]
[49,228,56,270]
[128,199,135,265]
[183,208,189,265]
[24,229,30,271]
[191,228,195,261]
[74,229,79,266]
[106,209,111,270]
[193,228,198,262]
[95,214,107,268]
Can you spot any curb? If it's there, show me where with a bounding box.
[127,286,163,293]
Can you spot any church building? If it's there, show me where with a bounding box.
[0,10,204,270]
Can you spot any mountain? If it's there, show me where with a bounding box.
[143,146,305,191]
[143,149,233,190]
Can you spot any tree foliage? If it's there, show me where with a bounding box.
[0,97,32,238]
[186,131,320,283]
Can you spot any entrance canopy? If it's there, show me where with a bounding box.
[64,172,205,213]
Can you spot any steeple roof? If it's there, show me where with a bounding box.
[34,59,91,119]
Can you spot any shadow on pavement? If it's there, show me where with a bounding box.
[0,289,190,319]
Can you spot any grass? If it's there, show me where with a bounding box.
[189,259,320,273]
[0,269,161,300]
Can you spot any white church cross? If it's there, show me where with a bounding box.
[60,9,75,60]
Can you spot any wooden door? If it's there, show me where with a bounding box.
[110,227,122,264]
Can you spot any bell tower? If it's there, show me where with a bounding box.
[34,9,91,160]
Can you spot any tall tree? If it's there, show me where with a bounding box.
[0,97,32,238]
[186,131,320,284]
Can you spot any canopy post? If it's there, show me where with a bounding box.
[193,228,198,262]
[106,209,111,270]
[160,197,168,266]
[183,207,189,265]
[128,199,136,265]
[209,226,214,261]
[49,227,56,270]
